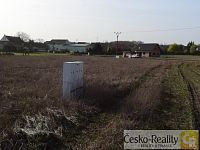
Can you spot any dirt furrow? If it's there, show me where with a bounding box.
[178,64,200,129]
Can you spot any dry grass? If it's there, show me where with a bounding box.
[0,55,167,149]
[80,62,170,150]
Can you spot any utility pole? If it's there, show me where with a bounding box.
[114,32,121,56]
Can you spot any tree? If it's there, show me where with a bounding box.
[187,41,194,51]
[88,43,103,54]
[16,32,30,42]
[167,43,179,54]
[177,44,185,54]
[190,44,197,55]
[167,43,186,54]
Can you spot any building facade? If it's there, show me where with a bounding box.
[46,39,90,53]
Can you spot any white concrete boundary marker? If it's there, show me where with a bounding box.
[63,61,84,98]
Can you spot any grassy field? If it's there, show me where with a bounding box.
[14,52,69,56]
[161,54,200,61]
[0,55,200,149]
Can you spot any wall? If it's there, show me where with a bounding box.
[67,45,89,53]
[151,46,161,57]
[48,44,68,51]
[0,43,3,49]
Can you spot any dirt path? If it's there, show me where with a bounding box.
[149,63,195,130]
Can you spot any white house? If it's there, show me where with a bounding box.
[45,39,70,51]
[46,39,90,53]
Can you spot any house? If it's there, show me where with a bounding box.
[45,39,70,51]
[67,43,90,53]
[46,39,90,53]
[134,43,161,57]
[0,35,24,51]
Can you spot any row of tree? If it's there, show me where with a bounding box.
[88,42,200,55]
[87,41,143,55]
[88,41,200,55]
[166,41,199,55]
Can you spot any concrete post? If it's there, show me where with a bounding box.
[63,61,84,99]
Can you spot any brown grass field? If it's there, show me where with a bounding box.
[0,55,200,149]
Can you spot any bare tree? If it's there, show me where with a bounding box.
[35,38,45,43]
[16,32,30,42]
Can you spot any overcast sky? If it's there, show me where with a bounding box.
[0,0,200,44]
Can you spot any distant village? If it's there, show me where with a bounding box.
[0,34,200,57]
[0,35,91,54]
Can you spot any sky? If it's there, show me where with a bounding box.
[0,0,200,44]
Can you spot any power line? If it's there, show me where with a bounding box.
[132,26,200,33]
